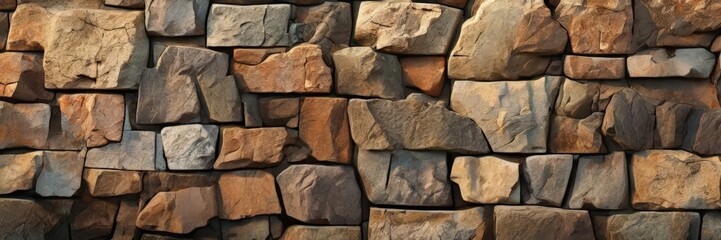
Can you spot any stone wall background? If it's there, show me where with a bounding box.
[1,0,721,239]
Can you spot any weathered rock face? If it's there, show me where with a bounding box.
[215,127,295,169]
[145,0,208,36]
[349,94,489,154]
[6,2,96,51]
[448,0,567,80]
[631,150,721,210]
[629,79,720,109]
[687,109,721,155]
[137,186,218,234]
[555,80,600,119]
[35,151,86,197]
[627,48,716,78]
[357,149,452,206]
[0,198,66,239]
[522,154,573,207]
[221,216,276,240]
[0,102,50,149]
[354,2,461,55]
[207,4,291,47]
[400,56,445,97]
[113,198,141,240]
[44,9,149,90]
[0,52,53,102]
[602,89,655,150]
[369,207,491,240]
[299,98,353,164]
[233,44,333,93]
[568,152,629,209]
[83,169,142,197]
[295,2,352,57]
[217,170,281,220]
[563,55,626,79]
[106,0,143,8]
[554,0,634,54]
[85,131,157,171]
[593,211,700,240]
[451,156,520,204]
[161,124,219,170]
[0,152,43,194]
[47,93,124,150]
[0,12,7,50]
[140,172,216,205]
[494,206,595,240]
[634,0,721,47]
[332,47,404,99]
[451,76,562,153]
[703,212,721,240]
[258,97,299,128]
[282,226,361,240]
[549,113,606,153]
[655,102,692,148]
[276,165,362,225]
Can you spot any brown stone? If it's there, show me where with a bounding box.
[145,0,208,37]
[555,80,601,119]
[494,206,594,240]
[295,2,352,62]
[232,48,286,65]
[602,89,655,151]
[369,207,491,240]
[70,196,119,240]
[36,151,86,197]
[258,97,299,128]
[634,0,721,47]
[0,0,13,10]
[0,102,50,149]
[593,211,700,239]
[218,170,281,220]
[112,197,141,240]
[687,109,721,155]
[47,94,124,150]
[549,113,606,154]
[137,186,218,234]
[140,172,216,206]
[563,55,626,79]
[221,216,281,240]
[105,0,143,8]
[241,93,262,128]
[0,198,68,239]
[400,57,445,97]
[568,152,628,210]
[149,37,206,67]
[554,0,634,54]
[299,97,353,164]
[451,156,521,204]
[522,154,574,207]
[0,12,7,50]
[282,226,361,240]
[654,102,692,148]
[703,212,721,240]
[0,151,43,194]
[629,79,720,110]
[0,52,53,102]
[332,47,404,99]
[215,127,297,169]
[83,169,142,197]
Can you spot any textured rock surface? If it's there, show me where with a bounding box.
[136,186,218,234]
[627,48,716,78]
[161,124,219,170]
[451,76,561,153]
[549,113,606,153]
[35,151,86,197]
[593,211,700,240]
[84,169,142,197]
[568,152,629,209]
[451,156,520,204]
[0,52,53,102]
[349,94,489,154]
[0,12,6,50]
[369,207,491,240]
[299,97,353,164]
[140,172,216,205]
[400,56,445,97]
[629,79,720,109]
[145,0,208,36]
[217,170,281,220]
[555,80,600,119]
[602,89,655,150]
[47,93,124,150]
[494,206,595,240]
[0,198,67,239]
[655,102,692,148]
[207,4,291,47]
[0,102,50,149]
[215,127,294,169]
[85,131,157,171]
[357,149,451,206]
[282,226,361,240]
[522,154,573,207]
[258,97,299,127]
[70,195,120,240]
[295,2,352,58]
[686,109,721,155]
[634,0,721,47]
[563,55,626,79]
[355,2,461,55]
[332,47,404,99]
[703,212,721,240]
[554,0,634,54]
[0,152,43,194]
[106,0,143,8]
[221,216,273,240]
[276,165,362,225]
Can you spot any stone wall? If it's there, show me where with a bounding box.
[1,0,721,239]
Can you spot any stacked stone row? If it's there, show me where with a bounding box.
[2,0,721,239]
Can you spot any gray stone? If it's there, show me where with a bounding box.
[150,36,205,66]
[686,109,721,155]
[295,2,352,61]
[703,212,721,240]
[549,113,606,154]
[206,4,291,47]
[602,89,655,151]
[36,151,86,197]
[522,154,573,207]
[86,131,157,171]
[451,155,521,204]
[0,198,67,239]
[554,80,600,119]
[0,152,43,194]
[282,225,361,240]
[0,102,50,149]
[332,47,404,99]
[655,102,692,149]
[568,152,629,209]
[494,206,595,240]
[627,48,716,78]
[241,94,262,127]
[593,211,700,240]
[221,216,278,240]
[145,0,208,36]
[161,124,219,170]
[368,207,491,240]
[258,97,299,127]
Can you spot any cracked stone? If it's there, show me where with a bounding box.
[549,113,606,154]
[145,0,208,37]
[46,93,124,150]
[554,0,634,54]
[83,169,142,197]
[207,4,291,47]
[522,154,573,207]
[369,207,491,240]
[634,0,721,47]
[602,88,655,151]
[215,127,296,169]
[85,131,157,171]
[0,151,43,194]
[0,102,50,149]
[299,97,353,164]
[218,170,281,220]
[568,152,629,209]
[593,211,700,239]
[563,55,626,79]
[0,52,53,102]
[137,186,218,234]
[627,48,716,78]
[35,151,86,197]
[332,47,404,99]
[295,2,352,63]
[451,155,520,204]
[494,206,595,240]
[161,124,219,170]
[655,102,692,149]
[0,198,67,239]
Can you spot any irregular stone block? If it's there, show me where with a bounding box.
[563,55,626,79]
[145,0,208,36]
[70,195,119,240]
[35,151,85,197]
[140,172,216,205]
[207,4,291,47]
[549,113,606,153]
[448,0,567,80]
[283,226,361,240]
[47,93,124,150]
[522,154,573,207]
[0,0,13,10]
[369,207,490,240]
[687,109,721,155]
[631,150,721,210]
[451,76,562,153]
[349,94,489,154]
[0,52,53,102]
[86,131,157,171]
[258,97,299,128]
[703,212,721,240]
[634,0,721,47]
[494,206,594,240]
[221,216,278,240]
[0,199,67,239]
[451,156,520,204]
[215,127,296,169]
[150,36,206,66]
[357,149,452,206]
[83,169,142,197]
[0,12,7,50]
[602,89,655,151]
[295,2,352,59]
[554,0,634,54]
[332,47,404,99]
[568,152,629,209]
[555,80,600,119]
[105,0,143,8]
[593,211,700,239]
[113,197,141,240]
[44,9,149,89]
[7,2,93,51]
[355,2,461,55]
[218,170,281,220]
[161,124,219,170]
[627,48,716,78]
[0,102,50,149]
[400,56,445,97]
[233,44,332,93]
[137,186,218,234]
[629,79,720,110]
[241,93,262,127]
[655,102,691,149]
[0,152,43,194]
[276,165,362,225]
[299,97,353,164]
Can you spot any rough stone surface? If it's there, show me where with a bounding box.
[400,56,445,97]
[555,80,600,119]
[83,169,142,197]
[145,0,208,37]
[549,113,606,153]
[0,102,50,149]
[299,97,353,164]
[703,212,721,240]
[106,0,143,8]
[207,4,291,47]
[276,165,362,225]
[627,48,716,78]
[258,97,299,127]
[449,0,567,80]
[634,0,721,47]
[655,102,692,148]
[34,151,85,198]
[0,52,53,102]
[686,109,721,155]
[563,55,626,79]
[0,152,43,194]
[451,156,520,204]
[69,195,119,239]
[451,76,562,153]
[494,206,595,240]
[282,226,361,240]
[150,36,206,66]
[0,12,7,50]
[368,207,491,240]
[220,216,281,240]
[354,2,461,55]
[136,186,218,234]
[217,170,281,220]
[47,93,124,150]
[629,79,720,110]
[332,47,404,99]
[602,89,655,151]
[140,172,216,205]
[554,0,634,54]
[85,131,157,171]
[161,124,219,170]
[593,211,700,240]
[215,127,295,169]
[522,154,573,207]
[295,2,352,59]
[113,197,141,240]
[568,152,629,209]
[0,199,67,239]
[357,149,451,206]
[6,2,102,51]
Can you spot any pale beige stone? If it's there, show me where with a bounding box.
[451,156,520,204]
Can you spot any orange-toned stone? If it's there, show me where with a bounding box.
[217,170,281,220]
[0,52,52,102]
[83,169,142,197]
[47,94,125,150]
[232,48,286,65]
[136,186,218,234]
[400,57,445,97]
[299,97,353,164]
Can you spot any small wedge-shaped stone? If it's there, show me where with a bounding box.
[283,226,361,240]
[568,152,629,209]
[563,55,626,79]
[497,206,594,240]
[451,156,520,204]
[0,52,52,102]
[215,127,295,169]
[631,150,721,210]
[332,47,404,99]
[145,0,208,36]
[627,48,716,78]
[47,93,124,150]
[44,9,149,89]
[349,94,489,154]
[207,4,291,47]
[0,199,66,239]
[86,131,157,171]
[83,169,142,197]
[522,154,573,207]
[549,113,606,154]
[354,2,461,55]
[554,0,634,54]
[218,170,281,220]
[655,102,691,149]
[0,152,43,194]
[369,207,491,240]
[555,80,600,119]
[448,0,567,80]
[635,0,721,47]
[161,124,219,170]
[277,165,362,225]
[357,149,452,206]
[137,186,218,234]
[299,97,353,164]
[687,109,721,155]
[36,151,86,197]
[602,89,655,150]
[451,76,562,153]
[0,102,50,149]
[593,211,700,239]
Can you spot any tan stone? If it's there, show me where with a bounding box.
[494,206,595,240]
[215,127,296,169]
[105,0,143,8]
[568,152,629,209]
[206,4,291,47]
[400,57,445,97]
[549,113,606,154]
[145,0,208,37]
[369,207,491,240]
[564,55,626,79]
[451,156,520,204]
[332,47,404,99]
[0,52,53,102]
[258,97,299,127]
[555,80,601,119]
[83,169,142,197]
[218,170,281,220]
[232,48,286,65]
[36,151,86,197]
[140,172,216,206]
[150,36,206,66]
[635,0,721,47]
[295,2,352,62]
[627,48,716,78]
[0,102,50,149]
[282,226,361,240]
[554,0,634,54]
[629,79,720,110]
[47,94,124,150]
[136,186,218,234]
[299,97,353,164]
[594,211,700,239]
[0,151,43,194]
